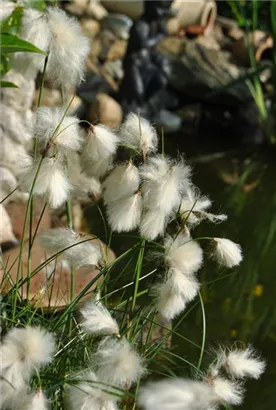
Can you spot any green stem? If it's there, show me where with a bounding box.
[131,239,146,313]
[197,292,206,370]
[26,55,49,300]
[37,55,48,108]
[65,199,73,230]
[12,156,44,319]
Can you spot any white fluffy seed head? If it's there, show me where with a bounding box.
[64,371,119,410]
[166,268,200,302]
[12,9,50,78]
[140,155,191,215]
[11,389,49,410]
[0,2,16,22]
[164,234,203,275]
[46,7,90,89]
[34,106,82,152]
[107,192,142,232]
[1,326,55,371]
[209,377,244,405]
[180,186,211,225]
[39,228,101,269]
[20,156,72,209]
[103,162,140,203]
[0,167,17,201]
[72,176,102,202]
[92,338,146,388]
[153,283,186,321]
[213,238,242,268]
[119,113,158,156]
[82,124,119,163]
[80,301,119,336]
[0,342,29,402]
[139,210,168,240]
[82,156,114,179]
[219,347,266,379]
[138,378,216,410]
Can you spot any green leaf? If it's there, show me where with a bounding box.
[24,0,47,11]
[0,6,23,36]
[0,33,46,54]
[0,54,10,77]
[0,81,18,88]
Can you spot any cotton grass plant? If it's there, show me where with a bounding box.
[0,3,265,410]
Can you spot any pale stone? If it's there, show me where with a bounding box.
[106,39,127,61]
[0,204,17,246]
[88,93,123,127]
[81,18,100,38]
[87,0,108,20]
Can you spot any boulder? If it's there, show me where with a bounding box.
[88,93,123,127]
[1,234,116,309]
[158,37,252,106]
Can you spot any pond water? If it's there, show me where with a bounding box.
[86,142,276,410]
[174,148,276,410]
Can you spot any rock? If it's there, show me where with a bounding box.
[33,88,61,108]
[0,1,16,22]
[0,134,31,178]
[232,31,273,67]
[153,109,182,134]
[102,0,143,20]
[65,0,88,17]
[5,199,51,243]
[106,39,127,61]
[0,204,18,251]
[216,15,239,31]
[105,60,124,81]
[0,167,17,201]
[88,93,123,127]
[81,18,100,38]
[103,0,217,36]
[90,30,117,61]
[100,14,133,40]
[78,72,112,103]
[227,26,244,41]
[158,37,252,106]
[0,234,116,309]
[68,94,83,115]
[86,0,108,20]
[196,35,220,51]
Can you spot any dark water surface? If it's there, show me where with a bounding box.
[87,143,276,409]
[173,149,276,410]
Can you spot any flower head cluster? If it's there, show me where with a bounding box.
[138,345,265,410]
[119,113,158,157]
[80,300,120,337]
[11,389,49,410]
[66,302,146,410]
[14,7,89,88]
[213,237,243,268]
[214,346,266,380]
[102,161,141,232]
[154,233,203,320]
[64,371,119,410]
[0,326,55,409]
[180,186,227,226]
[101,153,191,237]
[19,106,101,209]
[39,228,101,269]
[91,337,146,389]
